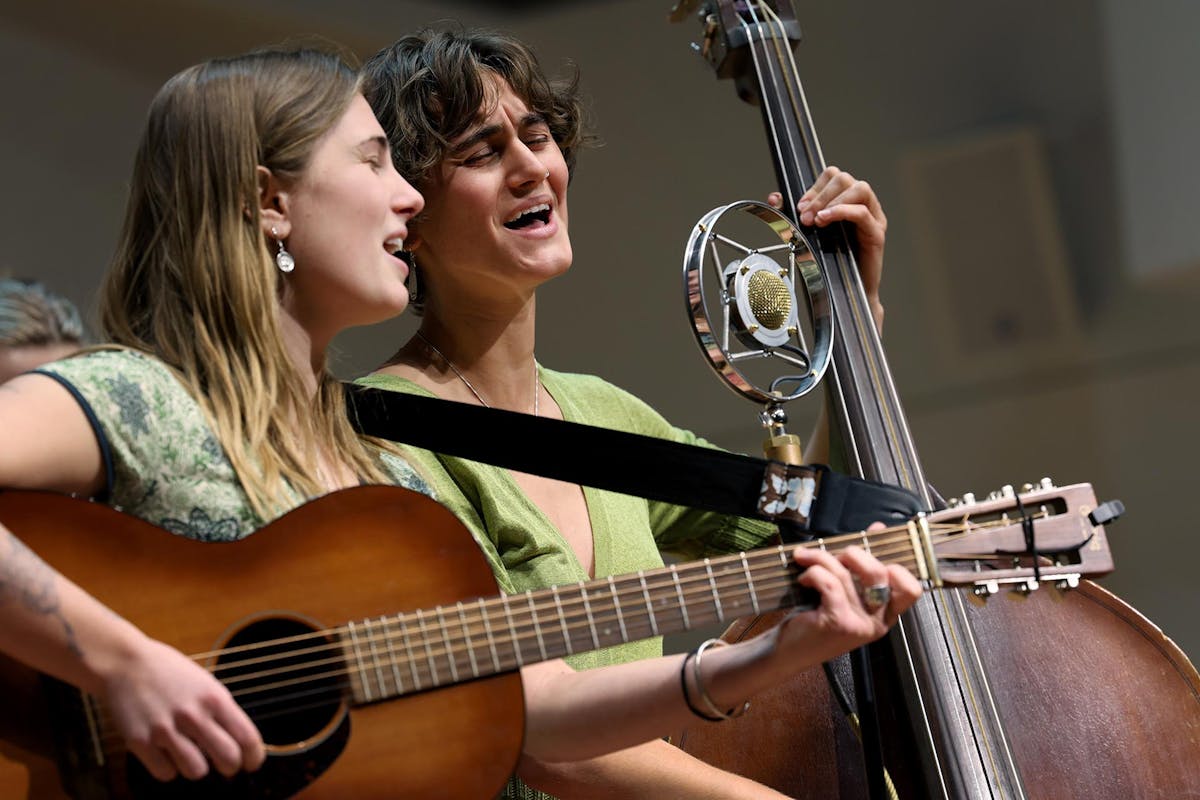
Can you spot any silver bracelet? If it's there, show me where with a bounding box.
[691,638,751,720]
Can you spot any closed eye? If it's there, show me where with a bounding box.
[462,148,498,166]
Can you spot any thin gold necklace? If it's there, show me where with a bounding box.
[415,330,540,417]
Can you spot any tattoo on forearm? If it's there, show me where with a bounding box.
[0,531,84,659]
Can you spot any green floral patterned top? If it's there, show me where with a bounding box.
[36,349,430,537]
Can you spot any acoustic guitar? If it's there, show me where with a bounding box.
[0,481,1115,799]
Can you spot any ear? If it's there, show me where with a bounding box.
[256,165,292,240]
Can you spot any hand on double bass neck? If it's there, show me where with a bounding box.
[767,164,888,466]
[768,164,887,333]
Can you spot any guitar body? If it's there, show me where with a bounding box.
[0,485,525,800]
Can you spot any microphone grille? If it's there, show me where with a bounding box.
[746,270,793,329]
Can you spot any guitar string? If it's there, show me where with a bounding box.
[86,512,1066,751]
[137,518,1049,706]
[189,515,1044,680]
[87,558,928,746]
[90,567,907,747]
[181,520,920,661]
[188,516,1015,670]
[88,510,1067,743]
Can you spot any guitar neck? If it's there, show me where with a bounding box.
[340,545,800,703]
[338,525,929,705]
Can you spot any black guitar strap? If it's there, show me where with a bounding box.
[346,385,925,536]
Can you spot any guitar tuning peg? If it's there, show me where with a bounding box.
[1055,575,1081,591]
[1039,477,1055,489]
[1021,483,1034,493]
[1088,500,1126,527]
[1016,578,1040,595]
[961,492,976,505]
[973,581,999,598]
[1001,484,1015,498]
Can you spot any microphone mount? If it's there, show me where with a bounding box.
[683,200,834,447]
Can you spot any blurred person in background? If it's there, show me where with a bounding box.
[0,277,88,383]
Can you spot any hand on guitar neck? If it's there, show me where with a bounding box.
[519,537,921,764]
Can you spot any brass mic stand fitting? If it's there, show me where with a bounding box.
[760,403,804,466]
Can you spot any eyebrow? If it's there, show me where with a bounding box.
[357,135,390,154]
[449,112,549,155]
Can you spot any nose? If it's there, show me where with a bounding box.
[391,169,425,219]
[506,141,549,190]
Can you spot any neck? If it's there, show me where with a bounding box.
[376,298,542,412]
[278,311,329,398]
[381,302,540,414]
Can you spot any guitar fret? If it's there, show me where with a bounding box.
[740,553,762,615]
[345,621,373,702]
[382,614,405,698]
[669,564,690,630]
[501,595,525,668]
[703,558,725,623]
[860,530,872,554]
[579,582,600,650]
[550,586,572,654]
[364,617,388,699]
[478,598,502,673]
[456,602,480,679]
[415,609,440,687]
[608,576,629,642]
[527,591,548,661]
[398,612,422,691]
[638,571,660,636]
[434,607,459,683]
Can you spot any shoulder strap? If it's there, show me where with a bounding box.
[345,384,925,535]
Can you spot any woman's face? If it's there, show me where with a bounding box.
[411,74,572,312]
[278,93,424,339]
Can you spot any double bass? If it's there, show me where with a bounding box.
[670,2,1200,797]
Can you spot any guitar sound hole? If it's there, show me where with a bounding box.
[217,616,345,747]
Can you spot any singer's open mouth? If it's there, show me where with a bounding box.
[504,203,552,230]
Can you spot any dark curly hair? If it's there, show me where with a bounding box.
[361,27,595,189]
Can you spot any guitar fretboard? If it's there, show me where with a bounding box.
[338,527,909,704]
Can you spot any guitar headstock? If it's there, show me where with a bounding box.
[670,0,801,96]
[922,481,1121,597]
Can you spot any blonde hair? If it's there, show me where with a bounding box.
[102,47,399,518]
